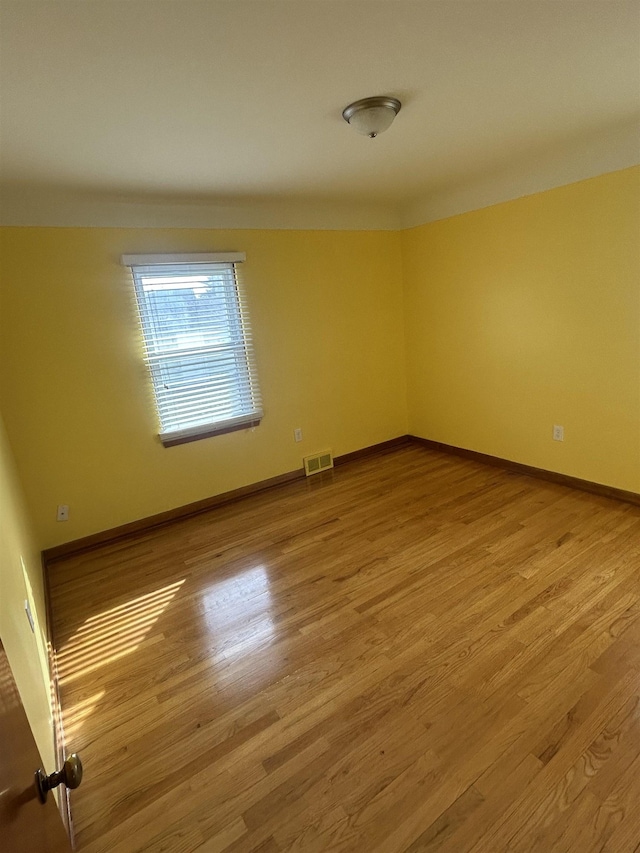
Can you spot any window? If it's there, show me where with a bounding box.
[122,252,262,446]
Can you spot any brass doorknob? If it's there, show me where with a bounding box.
[35,753,83,804]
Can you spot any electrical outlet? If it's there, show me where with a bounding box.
[294,428,303,442]
[553,425,564,442]
[56,504,69,521]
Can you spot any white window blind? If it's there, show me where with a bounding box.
[124,253,262,445]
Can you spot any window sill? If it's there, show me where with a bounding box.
[160,418,261,447]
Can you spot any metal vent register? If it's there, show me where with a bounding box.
[303,451,334,476]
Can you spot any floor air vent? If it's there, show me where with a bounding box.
[303,451,334,476]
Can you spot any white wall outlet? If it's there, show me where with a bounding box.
[56,504,69,521]
[294,428,303,442]
[553,425,564,442]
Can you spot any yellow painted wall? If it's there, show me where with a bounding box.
[0,227,408,548]
[0,411,55,771]
[402,167,640,492]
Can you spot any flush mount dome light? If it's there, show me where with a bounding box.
[342,96,401,138]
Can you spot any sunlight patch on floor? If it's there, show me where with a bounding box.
[62,689,106,741]
[57,580,185,684]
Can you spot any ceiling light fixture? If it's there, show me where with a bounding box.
[342,96,402,138]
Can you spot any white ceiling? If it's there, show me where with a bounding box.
[1,0,639,228]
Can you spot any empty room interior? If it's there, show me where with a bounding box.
[1,1,640,851]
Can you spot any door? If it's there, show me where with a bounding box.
[0,638,71,852]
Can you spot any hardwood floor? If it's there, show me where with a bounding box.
[48,444,640,852]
